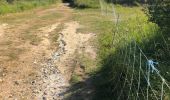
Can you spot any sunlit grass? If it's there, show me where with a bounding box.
[73,2,170,99]
[0,0,61,14]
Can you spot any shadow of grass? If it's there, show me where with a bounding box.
[60,27,170,100]
[62,0,99,9]
[93,29,170,100]
[62,77,95,100]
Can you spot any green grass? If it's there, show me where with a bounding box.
[74,3,170,100]
[0,0,61,14]
[70,74,82,84]
[73,0,100,8]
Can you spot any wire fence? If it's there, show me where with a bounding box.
[99,0,170,99]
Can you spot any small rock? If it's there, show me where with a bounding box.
[44,92,47,95]
[31,80,36,85]
[43,97,46,100]
[8,94,13,98]
[33,61,37,64]
[2,73,5,76]
[14,81,19,85]
[0,78,3,83]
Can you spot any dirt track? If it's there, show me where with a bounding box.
[0,3,95,100]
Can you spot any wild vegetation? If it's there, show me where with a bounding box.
[64,0,100,8]
[72,0,170,99]
[147,0,170,29]
[0,0,60,14]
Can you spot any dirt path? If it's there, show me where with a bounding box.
[0,3,96,100]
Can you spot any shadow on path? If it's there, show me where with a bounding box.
[61,76,96,100]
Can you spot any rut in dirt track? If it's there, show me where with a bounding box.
[33,20,95,100]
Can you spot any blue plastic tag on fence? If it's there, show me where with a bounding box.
[147,60,159,73]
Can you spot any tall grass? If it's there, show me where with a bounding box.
[94,3,170,100]
[73,1,170,99]
[0,0,60,14]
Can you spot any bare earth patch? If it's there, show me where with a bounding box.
[0,3,96,100]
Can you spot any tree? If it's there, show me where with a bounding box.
[147,0,170,29]
[105,0,148,4]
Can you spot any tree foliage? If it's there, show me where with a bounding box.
[147,0,170,29]
[104,0,147,4]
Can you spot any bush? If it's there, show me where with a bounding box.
[104,0,146,5]
[147,0,170,29]
[73,0,100,8]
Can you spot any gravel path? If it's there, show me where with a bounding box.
[32,21,95,100]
